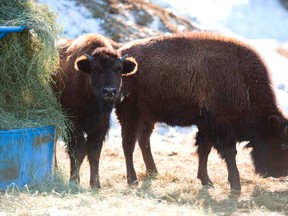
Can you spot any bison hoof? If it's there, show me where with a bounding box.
[145,169,158,180]
[69,178,80,185]
[199,177,214,188]
[128,179,139,185]
[202,181,214,189]
[90,180,101,189]
[127,172,138,185]
[230,185,241,193]
[91,184,101,190]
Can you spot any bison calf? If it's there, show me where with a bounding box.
[116,32,288,191]
[53,33,137,188]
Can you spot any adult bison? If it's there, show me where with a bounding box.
[116,32,288,191]
[53,33,137,188]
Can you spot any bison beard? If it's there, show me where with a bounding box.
[83,98,115,132]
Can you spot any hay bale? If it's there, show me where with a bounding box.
[0,0,69,136]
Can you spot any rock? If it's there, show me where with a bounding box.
[77,0,201,42]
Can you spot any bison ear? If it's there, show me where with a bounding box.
[74,56,91,73]
[122,57,138,76]
[267,115,287,134]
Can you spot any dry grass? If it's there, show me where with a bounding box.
[0,0,68,136]
[0,125,288,216]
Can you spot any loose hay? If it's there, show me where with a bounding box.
[0,0,69,136]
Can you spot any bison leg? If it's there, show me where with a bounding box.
[123,129,138,185]
[67,132,87,184]
[220,146,241,191]
[87,133,105,189]
[120,119,138,185]
[196,131,214,187]
[138,120,157,176]
[117,104,138,185]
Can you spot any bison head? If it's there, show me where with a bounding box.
[246,115,288,178]
[74,48,137,113]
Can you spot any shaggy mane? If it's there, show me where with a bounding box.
[91,47,119,58]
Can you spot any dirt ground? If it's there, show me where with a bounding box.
[1,122,288,215]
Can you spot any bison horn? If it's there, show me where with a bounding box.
[85,54,94,61]
[120,54,128,62]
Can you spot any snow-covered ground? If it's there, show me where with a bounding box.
[38,0,288,141]
[152,0,288,42]
[37,0,105,37]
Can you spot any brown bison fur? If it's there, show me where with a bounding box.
[53,33,137,188]
[116,32,288,191]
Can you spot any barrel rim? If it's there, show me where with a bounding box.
[0,125,55,134]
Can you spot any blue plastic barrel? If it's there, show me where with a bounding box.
[0,26,27,39]
[0,125,55,189]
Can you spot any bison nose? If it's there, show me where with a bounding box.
[102,87,117,100]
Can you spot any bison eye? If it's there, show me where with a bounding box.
[280,143,288,150]
[91,69,96,74]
